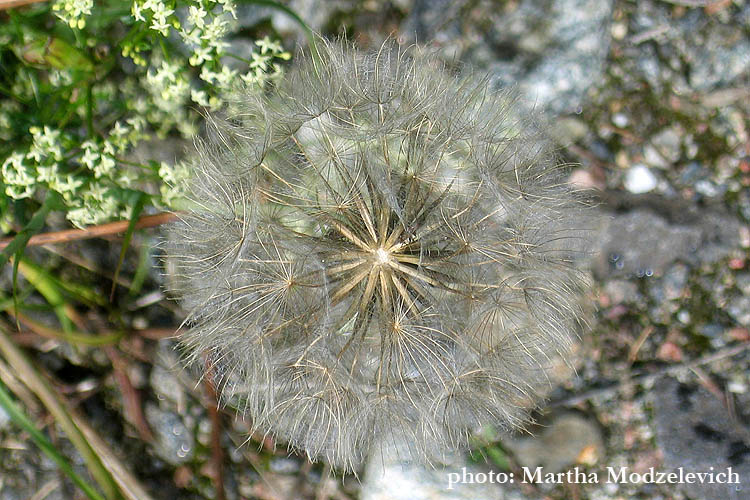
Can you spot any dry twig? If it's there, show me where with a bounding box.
[0,212,178,251]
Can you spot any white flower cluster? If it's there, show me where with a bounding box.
[122,0,291,140]
[1,126,77,201]
[1,152,35,200]
[158,161,190,207]
[240,36,291,85]
[0,0,293,231]
[0,123,157,228]
[52,0,93,29]
[144,59,196,136]
[132,0,177,37]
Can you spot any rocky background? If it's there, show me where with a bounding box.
[1,1,749,499]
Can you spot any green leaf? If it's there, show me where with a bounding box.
[110,193,147,302]
[1,192,65,325]
[17,258,74,334]
[128,241,151,297]
[0,191,65,269]
[12,30,94,73]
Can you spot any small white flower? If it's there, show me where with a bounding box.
[150,18,171,36]
[179,27,201,47]
[80,142,99,169]
[2,152,36,199]
[255,36,281,55]
[50,174,83,201]
[126,115,146,132]
[27,125,63,163]
[149,2,174,36]
[158,161,189,206]
[94,155,116,179]
[217,0,237,19]
[102,140,116,157]
[131,1,145,21]
[5,184,35,200]
[191,89,210,107]
[240,69,260,85]
[36,164,59,184]
[85,182,108,202]
[215,65,237,86]
[200,66,219,84]
[67,205,105,228]
[201,17,228,48]
[111,121,129,140]
[2,152,33,185]
[187,5,207,29]
[189,45,214,66]
[117,170,137,187]
[249,51,269,70]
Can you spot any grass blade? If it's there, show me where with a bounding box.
[0,322,123,500]
[16,257,74,333]
[0,191,64,268]
[110,194,146,302]
[0,379,107,500]
[240,0,315,46]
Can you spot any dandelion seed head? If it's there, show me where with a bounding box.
[164,36,595,472]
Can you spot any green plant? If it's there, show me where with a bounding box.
[0,0,291,240]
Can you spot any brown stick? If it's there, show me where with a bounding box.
[203,356,226,500]
[0,212,178,250]
[0,0,48,10]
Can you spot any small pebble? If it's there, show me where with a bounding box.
[612,112,629,128]
[611,22,628,40]
[624,164,658,194]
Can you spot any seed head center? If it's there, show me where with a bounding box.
[374,247,391,265]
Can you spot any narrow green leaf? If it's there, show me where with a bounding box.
[17,258,74,334]
[0,326,123,500]
[110,194,147,302]
[0,191,64,269]
[2,192,64,330]
[128,243,151,297]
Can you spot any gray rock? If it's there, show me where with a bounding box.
[651,376,750,500]
[660,263,689,302]
[235,0,347,39]
[269,457,301,475]
[728,296,750,327]
[698,323,725,339]
[643,144,670,169]
[649,126,682,165]
[361,440,509,500]
[594,204,741,279]
[503,413,605,474]
[736,273,750,296]
[145,403,195,465]
[272,0,348,37]
[687,26,750,91]
[626,2,750,92]
[150,364,186,408]
[603,279,639,304]
[401,0,613,114]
